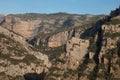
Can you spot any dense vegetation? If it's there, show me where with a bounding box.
[105,32,120,38]
[105,19,120,25]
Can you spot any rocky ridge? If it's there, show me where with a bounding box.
[0,13,105,40]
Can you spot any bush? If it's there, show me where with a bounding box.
[88,37,97,53]
[88,71,97,80]
[105,32,120,38]
[116,58,120,65]
[12,76,24,80]
[22,54,37,65]
[104,48,117,59]
[41,45,65,61]
[117,41,120,56]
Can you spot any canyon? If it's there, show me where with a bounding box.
[0,7,120,80]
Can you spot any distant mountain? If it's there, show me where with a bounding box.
[0,13,106,39]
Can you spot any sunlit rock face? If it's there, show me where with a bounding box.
[48,41,61,47]
[2,16,41,39]
[66,37,89,69]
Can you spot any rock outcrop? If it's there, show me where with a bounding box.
[102,24,120,33]
[48,30,75,47]
[66,37,89,69]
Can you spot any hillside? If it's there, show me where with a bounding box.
[0,26,51,80]
[0,6,120,80]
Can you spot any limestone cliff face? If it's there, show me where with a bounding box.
[102,24,120,33]
[48,30,75,47]
[36,24,92,48]
[94,23,120,80]
[66,37,89,69]
[12,20,40,39]
[1,16,41,39]
[48,41,61,47]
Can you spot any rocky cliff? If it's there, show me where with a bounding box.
[0,26,51,80]
[66,37,89,69]
[42,6,120,80]
[35,23,93,49]
[75,7,120,80]
[1,16,40,39]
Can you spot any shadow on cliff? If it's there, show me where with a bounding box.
[24,69,46,80]
[78,53,89,80]
[78,17,112,80]
[93,26,103,64]
[80,16,111,39]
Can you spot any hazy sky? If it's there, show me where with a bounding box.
[0,0,120,14]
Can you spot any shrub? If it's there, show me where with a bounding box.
[88,37,97,53]
[12,76,24,80]
[105,32,120,38]
[117,41,120,56]
[41,45,65,61]
[22,54,37,65]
